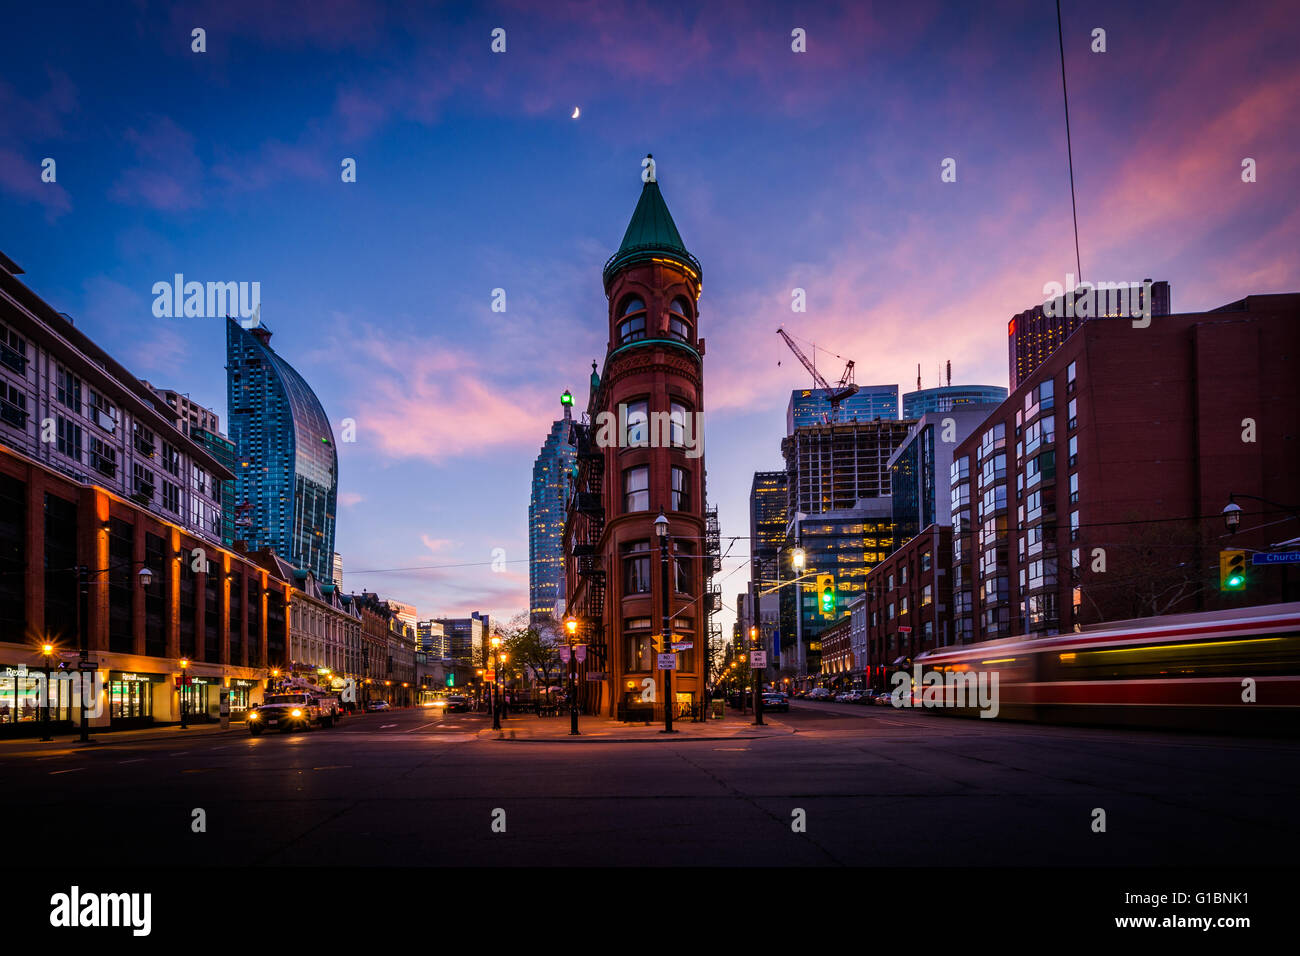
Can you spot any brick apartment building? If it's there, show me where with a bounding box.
[953,292,1300,644]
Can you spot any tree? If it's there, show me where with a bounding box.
[501,612,562,699]
[1077,517,1219,624]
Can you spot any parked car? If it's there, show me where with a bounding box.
[247,693,329,735]
[761,693,789,713]
[365,699,391,712]
[871,689,896,706]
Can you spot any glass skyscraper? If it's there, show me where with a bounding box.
[226,317,337,583]
[529,400,576,622]
[902,384,1007,418]
[786,384,899,433]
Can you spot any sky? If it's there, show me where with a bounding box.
[3,0,1298,640]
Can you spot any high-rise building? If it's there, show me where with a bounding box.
[226,316,338,583]
[748,470,787,660]
[433,613,487,666]
[887,405,997,545]
[786,385,899,433]
[1008,279,1171,390]
[332,552,343,590]
[782,418,914,515]
[530,395,577,623]
[955,291,1299,646]
[902,384,1007,418]
[564,158,712,717]
[416,620,448,658]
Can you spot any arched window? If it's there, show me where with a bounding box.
[667,297,692,342]
[618,296,647,344]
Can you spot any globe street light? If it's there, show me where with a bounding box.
[179,658,190,729]
[41,642,54,741]
[564,616,581,736]
[655,510,675,734]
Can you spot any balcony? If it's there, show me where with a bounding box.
[0,342,25,374]
[0,400,26,428]
[91,452,117,479]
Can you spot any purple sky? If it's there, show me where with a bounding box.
[3,0,1297,638]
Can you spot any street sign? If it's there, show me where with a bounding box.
[1253,551,1300,565]
[671,642,693,651]
[749,651,767,668]
[485,669,496,681]
[77,660,99,670]
[657,653,677,670]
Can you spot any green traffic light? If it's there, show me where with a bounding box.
[1227,574,1245,587]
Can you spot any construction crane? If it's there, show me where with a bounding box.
[776,328,858,421]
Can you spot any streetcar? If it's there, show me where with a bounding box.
[908,602,1300,733]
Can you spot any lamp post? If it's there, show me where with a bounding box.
[179,658,189,729]
[655,510,675,734]
[72,562,153,743]
[1223,494,1300,533]
[750,625,764,726]
[490,636,502,730]
[41,642,53,741]
[564,616,581,736]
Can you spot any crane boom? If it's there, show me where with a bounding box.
[776,328,860,420]
[776,328,830,390]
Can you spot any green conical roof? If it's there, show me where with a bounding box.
[603,163,701,288]
[617,180,687,257]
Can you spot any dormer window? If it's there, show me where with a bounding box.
[667,297,692,342]
[618,296,647,344]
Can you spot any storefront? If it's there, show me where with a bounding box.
[0,664,76,734]
[181,676,222,722]
[107,671,165,728]
[229,678,258,716]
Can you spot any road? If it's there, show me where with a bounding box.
[7,701,1299,866]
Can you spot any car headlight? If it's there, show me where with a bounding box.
[291,709,302,718]
[249,711,260,720]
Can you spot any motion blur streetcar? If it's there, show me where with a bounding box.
[910,602,1300,733]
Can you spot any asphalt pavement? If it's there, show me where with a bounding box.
[6,700,1298,866]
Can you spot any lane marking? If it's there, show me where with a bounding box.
[380,724,397,729]
[49,767,85,774]
[404,722,442,733]
[118,758,147,764]
[312,765,352,771]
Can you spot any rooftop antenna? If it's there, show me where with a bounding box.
[946,360,952,387]
[916,364,921,391]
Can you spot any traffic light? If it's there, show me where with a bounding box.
[816,573,836,617]
[1219,550,1247,591]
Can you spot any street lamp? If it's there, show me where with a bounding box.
[750,625,764,726]
[490,635,502,730]
[564,616,581,736]
[655,509,675,734]
[41,642,54,741]
[179,658,190,729]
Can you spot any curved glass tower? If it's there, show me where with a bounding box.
[226,317,338,582]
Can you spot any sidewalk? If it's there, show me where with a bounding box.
[477,713,796,743]
[0,720,244,758]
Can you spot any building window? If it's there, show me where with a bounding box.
[623,466,649,512]
[1069,472,1079,503]
[625,400,648,446]
[675,543,693,593]
[0,324,27,372]
[921,585,932,606]
[1069,510,1080,542]
[192,464,209,497]
[671,466,690,511]
[56,416,82,462]
[89,437,117,478]
[618,297,647,344]
[88,390,117,432]
[667,298,692,342]
[624,541,651,595]
[162,480,180,514]
[1068,398,1078,431]
[1,382,27,427]
[669,401,690,447]
[161,441,180,476]
[1068,434,1078,467]
[56,367,81,412]
[921,550,931,572]
[900,565,908,585]
[132,423,155,458]
[1066,360,1077,392]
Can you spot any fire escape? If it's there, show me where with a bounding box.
[567,419,608,675]
[704,504,722,679]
